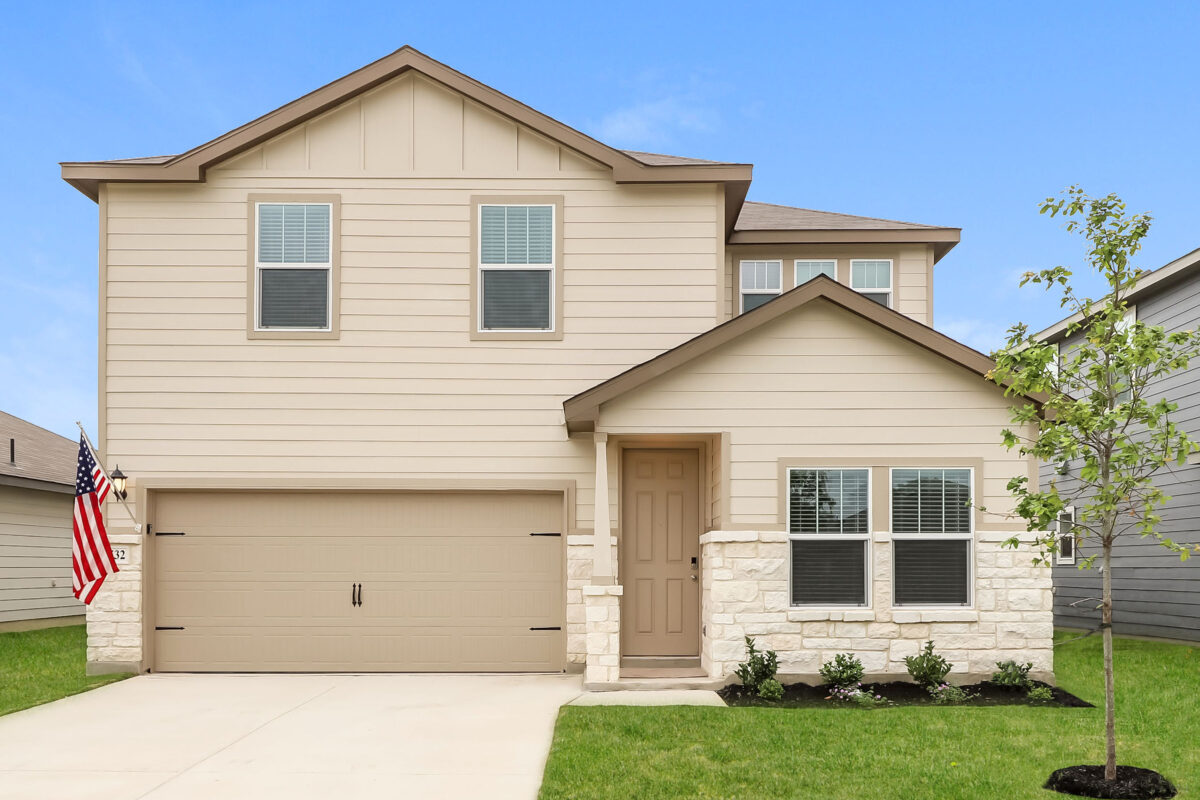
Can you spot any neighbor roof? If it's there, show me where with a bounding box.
[0,412,76,493]
[1034,246,1200,343]
[563,275,1024,432]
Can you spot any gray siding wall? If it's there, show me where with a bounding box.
[0,484,82,624]
[1043,270,1200,641]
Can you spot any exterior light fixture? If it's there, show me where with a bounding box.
[110,465,128,501]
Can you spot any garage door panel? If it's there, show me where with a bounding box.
[153,491,564,672]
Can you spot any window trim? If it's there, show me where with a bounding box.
[794,259,838,286]
[739,259,783,314]
[246,194,341,340]
[849,258,894,308]
[888,466,975,608]
[786,466,873,608]
[1056,506,1077,565]
[470,196,564,341]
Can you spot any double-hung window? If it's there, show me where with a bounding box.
[850,259,892,307]
[478,204,555,332]
[787,468,871,606]
[1056,507,1077,565]
[795,259,837,285]
[891,468,973,606]
[254,201,334,331]
[740,260,782,313]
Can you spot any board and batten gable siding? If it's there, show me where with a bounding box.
[101,71,724,534]
[596,298,1034,527]
[723,244,934,325]
[0,485,81,624]
[1045,268,1200,641]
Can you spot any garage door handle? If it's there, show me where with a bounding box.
[357,583,363,607]
[351,583,359,607]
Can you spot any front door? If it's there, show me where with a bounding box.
[620,448,700,657]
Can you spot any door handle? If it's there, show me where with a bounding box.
[357,583,363,607]
[690,574,697,582]
[351,583,358,607]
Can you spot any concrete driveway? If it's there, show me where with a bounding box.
[0,673,583,800]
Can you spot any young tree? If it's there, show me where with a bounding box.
[988,187,1200,782]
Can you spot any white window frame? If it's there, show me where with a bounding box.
[477,203,557,333]
[794,259,837,286]
[850,258,894,308]
[253,201,334,332]
[889,466,975,608]
[1056,506,1077,565]
[786,466,873,609]
[739,260,783,314]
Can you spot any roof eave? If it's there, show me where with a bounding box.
[728,227,961,261]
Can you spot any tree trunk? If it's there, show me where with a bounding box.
[1102,538,1116,781]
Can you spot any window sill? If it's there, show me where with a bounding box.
[248,328,339,340]
[471,329,563,342]
[890,609,978,623]
[786,609,875,622]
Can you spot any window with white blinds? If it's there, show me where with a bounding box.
[740,260,782,313]
[850,259,892,307]
[891,468,972,606]
[795,259,836,285]
[787,468,870,607]
[1056,507,1077,565]
[255,203,333,330]
[479,205,555,331]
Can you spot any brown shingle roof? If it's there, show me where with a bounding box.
[0,412,76,491]
[735,201,944,232]
[621,150,740,167]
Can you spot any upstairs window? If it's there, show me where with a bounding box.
[479,204,555,331]
[891,468,973,606]
[255,202,333,330]
[850,259,893,307]
[787,468,871,607]
[795,259,837,285]
[740,260,782,313]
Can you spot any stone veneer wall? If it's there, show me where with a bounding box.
[85,531,143,674]
[566,534,618,667]
[700,531,1054,682]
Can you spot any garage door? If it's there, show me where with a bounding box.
[151,491,564,672]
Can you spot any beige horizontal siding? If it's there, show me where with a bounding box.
[0,485,81,622]
[598,299,1028,528]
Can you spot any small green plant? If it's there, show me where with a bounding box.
[926,682,973,705]
[827,682,889,708]
[992,660,1034,687]
[905,641,952,688]
[818,653,865,688]
[1027,685,1055,702]
[734,636,778,695]
[757,678,784,701]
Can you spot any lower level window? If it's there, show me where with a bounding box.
[891,468,972,606]
[1056,508,1077,565]
[787,467,870,606]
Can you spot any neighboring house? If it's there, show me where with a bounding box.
[1036,247,1200,642]
[61,46,1053,683]
[0,412,81,629]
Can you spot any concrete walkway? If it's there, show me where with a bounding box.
[0,673,582,800]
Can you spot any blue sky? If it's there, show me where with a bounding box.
[3,1,1199,439]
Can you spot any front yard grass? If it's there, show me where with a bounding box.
[0,624,131,716]
[539,631,1199,799]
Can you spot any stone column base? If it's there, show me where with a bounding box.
[582,584,623,685]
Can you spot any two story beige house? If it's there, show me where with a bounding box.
[62,47,1052,684]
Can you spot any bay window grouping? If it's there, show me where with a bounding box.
[786,466,974,608]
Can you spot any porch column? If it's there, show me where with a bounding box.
[592,432,615,584]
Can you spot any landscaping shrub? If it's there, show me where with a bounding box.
[757,678,783,701]
[1027,685,1054,702]
[827,683,889,708]
[926,682,973,705]
[818,653,865,688]
[734,636,778,695]
[992,660,1034,687]
[904,641,951,688]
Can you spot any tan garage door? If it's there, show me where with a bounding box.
[152,491,564,672]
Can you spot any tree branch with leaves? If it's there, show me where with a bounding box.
[987,186,1200,784]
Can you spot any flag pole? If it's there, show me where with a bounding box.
[75,421,142,534]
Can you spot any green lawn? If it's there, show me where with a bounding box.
[539,632,1199,799]
[0,624,131,716]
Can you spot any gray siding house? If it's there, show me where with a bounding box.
[0,412,81,630]
[1036,248,1200,642]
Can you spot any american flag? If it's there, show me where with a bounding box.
[73,436,119,605]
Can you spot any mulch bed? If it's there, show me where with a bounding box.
[719,680,1092,708]
[1045,765,1177,799]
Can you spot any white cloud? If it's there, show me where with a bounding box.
[936,315,1013,355]
[592,96,717,149]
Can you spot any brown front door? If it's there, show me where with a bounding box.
[620,448,701,657]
